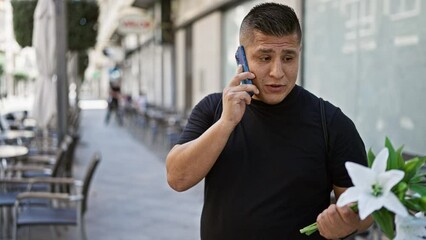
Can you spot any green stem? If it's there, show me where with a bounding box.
[299,204,359,236]
[299,222,318,235]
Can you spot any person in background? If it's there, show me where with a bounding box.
[133,92,148,127]
[166,2,372,239]
[105,80,123,126]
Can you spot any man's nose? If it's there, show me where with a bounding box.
[269,59,285,79]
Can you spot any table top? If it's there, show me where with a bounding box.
[0,130,35,140]
[23,118,37,128]
[0,145,29,158]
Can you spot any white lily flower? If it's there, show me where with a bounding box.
[336,148,408,220]
[395,213,426,240]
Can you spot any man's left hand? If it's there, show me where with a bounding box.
[316,204,360,239]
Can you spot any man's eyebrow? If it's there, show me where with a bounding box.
[283,49,297,55]
[256,48,274,53]
[255,48,298,55]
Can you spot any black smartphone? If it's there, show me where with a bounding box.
[235,45,254,97]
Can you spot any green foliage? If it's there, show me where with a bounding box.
[404,157,425,182]
[384,137,405,170]
[302,137,426,238]
[67,1,99,51]
[0,64,4,76]
[11,0,99,51]
[409,184,426,196]
[372,208,395,239]
[394,181,408,200]
[367,148,376,168]
[371,137,426,238]
[404,196,426,212]
[11,1,37,48]
[13,72,29,82]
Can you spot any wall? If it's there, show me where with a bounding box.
[141,42,156,104]
[175,29,186,113]
[192,11,222,105]
[162,44,174,109]
[175,0,233,27]
[303,0,426,154]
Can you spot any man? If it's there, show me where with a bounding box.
[166,3,372,239]
[105,80,123,125]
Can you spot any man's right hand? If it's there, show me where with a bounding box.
[221,65,259,128]
[166,66,258,192]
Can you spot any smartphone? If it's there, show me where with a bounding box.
[235,45,254,97]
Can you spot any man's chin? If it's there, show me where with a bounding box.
[255,94,286,105]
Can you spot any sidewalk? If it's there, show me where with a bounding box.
[20,105,204,240]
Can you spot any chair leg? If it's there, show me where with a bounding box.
[11,209,16,240]
[5,207,11,239]
[1,207,4,240]
[55,226,62,237]
[79,218,87,240]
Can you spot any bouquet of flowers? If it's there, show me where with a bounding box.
[300,137,426,239]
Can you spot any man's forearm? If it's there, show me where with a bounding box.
[166,119,235,192]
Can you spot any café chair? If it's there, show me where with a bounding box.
[12,152,101,240]
[0,142,68,239]
[3,140,68,183]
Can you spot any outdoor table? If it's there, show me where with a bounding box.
[0,145,29,179]
[0,130,35,145]
[0,130,35,140]
[0,145,29,159]
[23,118,37,129]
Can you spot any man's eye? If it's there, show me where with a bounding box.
[260,56,271,62]
[284,56,294,62]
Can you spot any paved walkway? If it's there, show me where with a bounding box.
[17,106,204,240]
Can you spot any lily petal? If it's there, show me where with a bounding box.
[382,193,408,217]
[372,148,389,174]
[358,194,384,220]
[345,162,376,189]
[336,187,361,207]
[378,170,405,193]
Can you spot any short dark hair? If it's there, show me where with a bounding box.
[240,2,302,45]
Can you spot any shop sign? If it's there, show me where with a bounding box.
[118,14,152,35]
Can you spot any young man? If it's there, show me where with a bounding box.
[166,3,372,239]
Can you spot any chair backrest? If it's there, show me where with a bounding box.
[81,152,101,214]
[64,133,79,178]
[50,135,72,178]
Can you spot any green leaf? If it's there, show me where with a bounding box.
[410,175,424,184]
[404,157,425,182]
[385,137,398,170]
[367,148,375,168]
[404,196,426,212]
[395,146,405,170]
[409,184,426,196]
[393,182,408,201]
[372,208,395,239]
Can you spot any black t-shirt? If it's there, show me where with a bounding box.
[177,85,367,240]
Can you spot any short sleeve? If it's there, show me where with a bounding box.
[328,108,367,188]
[176,93,222,145]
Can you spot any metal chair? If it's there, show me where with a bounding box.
[12,152,101,240]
